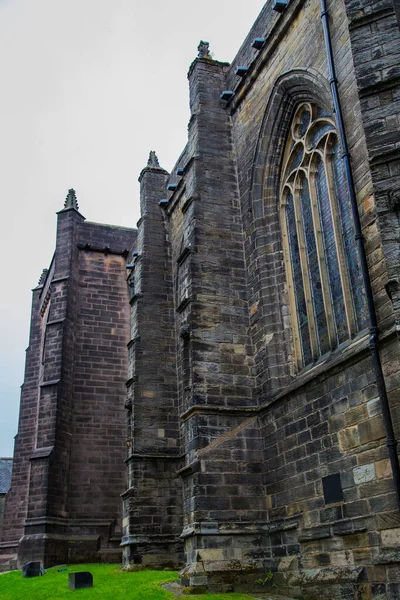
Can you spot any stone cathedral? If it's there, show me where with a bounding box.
[1,0,400,597]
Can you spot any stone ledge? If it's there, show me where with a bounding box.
[126,452,182,460]
[177,246,191,265]
[180,404,258,421]
[176,297,191,313]
[176,460,200,478]
[39,380,60,388]
[50,276,69,284]
[348,6,395,29]
[358,74,400,99]
[180,520,298,539]
[125,375,138,388]
[29,446,54,460]
[46,318,65,327]
[181,196,194,213]
[24,516,115,528]
[332,519,368,536]
[0,541,19,550]
[20,533,100,542]
[298,526,331,542]
[284,566,364,586]
[120,486,135,500]
[127,336,140,349]
[165,183,186,215]
[129,294,142,306]
[120,534,181,546]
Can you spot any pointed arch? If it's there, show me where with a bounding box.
[249,68,333,218]
[248,69,367,373]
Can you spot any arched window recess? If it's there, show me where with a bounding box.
[280,102,368,370]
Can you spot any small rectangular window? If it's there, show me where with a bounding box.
[322,473,343,504]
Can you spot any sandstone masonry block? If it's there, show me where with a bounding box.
[353,463,376,485]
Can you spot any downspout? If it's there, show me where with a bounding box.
[320,0,400,510]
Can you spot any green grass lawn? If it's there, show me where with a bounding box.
[0,564,255,600]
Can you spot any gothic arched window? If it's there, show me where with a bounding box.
[280,103,367,369]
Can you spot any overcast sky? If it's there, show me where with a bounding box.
[0,0,266,456]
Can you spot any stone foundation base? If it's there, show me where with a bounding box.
[180,560,371,599]
[121,535,183,570]
[0,541,18,573]
[17,533,122,568]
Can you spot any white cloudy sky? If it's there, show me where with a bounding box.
[0,0,266,456]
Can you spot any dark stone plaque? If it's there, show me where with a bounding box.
[68,571,93,590]
[22,561,41,577]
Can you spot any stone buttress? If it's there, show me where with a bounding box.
[121,153,183,568]
[2,2,400,597]
[15,199,85,566]
[162,51,267,589]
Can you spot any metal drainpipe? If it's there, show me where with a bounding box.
[320,0,400,510]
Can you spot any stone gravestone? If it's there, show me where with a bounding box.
[22,561,41,577]
[68,572,93,590]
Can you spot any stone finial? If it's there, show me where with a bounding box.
[64,188,79,210]
[139,151,168,182]
[197,40,210,59]
[147,151,160,168]
[38,268,49,286]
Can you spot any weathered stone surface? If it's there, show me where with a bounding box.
[353,464,376,485]
[2,0,400,597]
[1,207,136,567]
[381,528,400,548]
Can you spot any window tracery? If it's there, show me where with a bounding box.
[280,103,367,369]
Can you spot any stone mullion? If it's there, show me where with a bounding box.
[323,138,357,338]
[293,172,319,360]
[280,190,303,372]
[308,154,337,349]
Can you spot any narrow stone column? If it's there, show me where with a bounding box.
[121,154,183,568]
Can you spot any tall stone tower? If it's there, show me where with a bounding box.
[0,191,136,566]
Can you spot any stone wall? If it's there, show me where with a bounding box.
[0,207,136,567]
[0,261,54,563]
[0,496,5,539]
[141,0,400,596]
[2,0,400,595]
